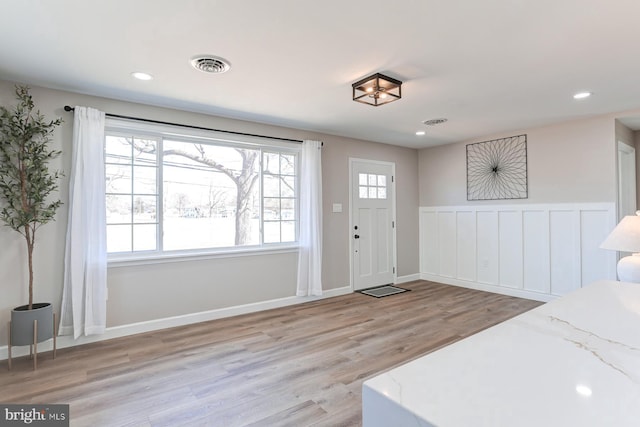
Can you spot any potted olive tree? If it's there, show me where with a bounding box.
[0,86,62,368]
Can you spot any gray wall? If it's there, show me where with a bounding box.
[0,81,420,345]
[616,119,635,148]
[419,115,620,206]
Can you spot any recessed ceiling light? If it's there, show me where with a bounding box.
[416,131,426,136]
[573,91,591,99]
[131,72,153,81]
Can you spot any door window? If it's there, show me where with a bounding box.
[358,173,387,199]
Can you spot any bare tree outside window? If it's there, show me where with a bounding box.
[205,185,228,219]
[162,141,259,246]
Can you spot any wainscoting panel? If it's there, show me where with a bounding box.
[549,210,580,296]
[498,211,523,289]
[581,210,614,286]
[456,211,476,282]
[476,211,499,285]
[522,210,550,294]
[420,203,617,301]
[438,211,456,278]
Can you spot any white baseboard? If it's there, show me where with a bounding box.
[0,286,352,361]
[395,274,421,284]
[420,273,554,303]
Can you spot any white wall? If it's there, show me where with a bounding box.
[417,112,640,297]
[0,80,420,349]
[420,203,617,301]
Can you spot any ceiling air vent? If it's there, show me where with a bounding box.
[190,55,231,74]
[422,118,448,126]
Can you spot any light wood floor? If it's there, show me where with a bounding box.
[1,281,542,427]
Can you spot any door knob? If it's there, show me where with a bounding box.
[354,234,360,239]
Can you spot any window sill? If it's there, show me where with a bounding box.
[108,245,299,268]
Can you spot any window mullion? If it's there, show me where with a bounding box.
[157,137,164,252]
[278,156,283,243]
[295,152,300,243]
[259,148,264,245]
[129,139,135,252]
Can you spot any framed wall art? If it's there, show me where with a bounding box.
[466,134,528,200]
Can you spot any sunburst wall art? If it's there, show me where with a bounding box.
[466,134,528,200]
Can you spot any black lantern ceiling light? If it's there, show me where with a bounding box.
[352,73,402,106]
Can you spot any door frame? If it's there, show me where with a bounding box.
[348,157,397,291]
[617,140,636,221]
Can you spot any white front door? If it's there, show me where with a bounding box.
[350,159,395,290]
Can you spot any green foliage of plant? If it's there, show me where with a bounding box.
[0,85,63,309]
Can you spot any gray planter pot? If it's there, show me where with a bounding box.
[11,303,54,346]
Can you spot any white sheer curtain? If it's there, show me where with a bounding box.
[296,140,323,296]
[59,107,107,339]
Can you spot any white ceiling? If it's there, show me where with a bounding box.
[1,0,640,149]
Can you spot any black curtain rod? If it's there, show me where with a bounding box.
[63,106,304,144]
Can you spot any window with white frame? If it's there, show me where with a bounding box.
[105,120,299,256]
[358,173,387,199]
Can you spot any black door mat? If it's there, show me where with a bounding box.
[358,285,410,298]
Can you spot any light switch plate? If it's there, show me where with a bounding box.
[332,203,342,213]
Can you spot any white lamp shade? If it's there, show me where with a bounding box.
[600,215,640,253]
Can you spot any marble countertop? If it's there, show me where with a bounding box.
[362,280,640,426]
